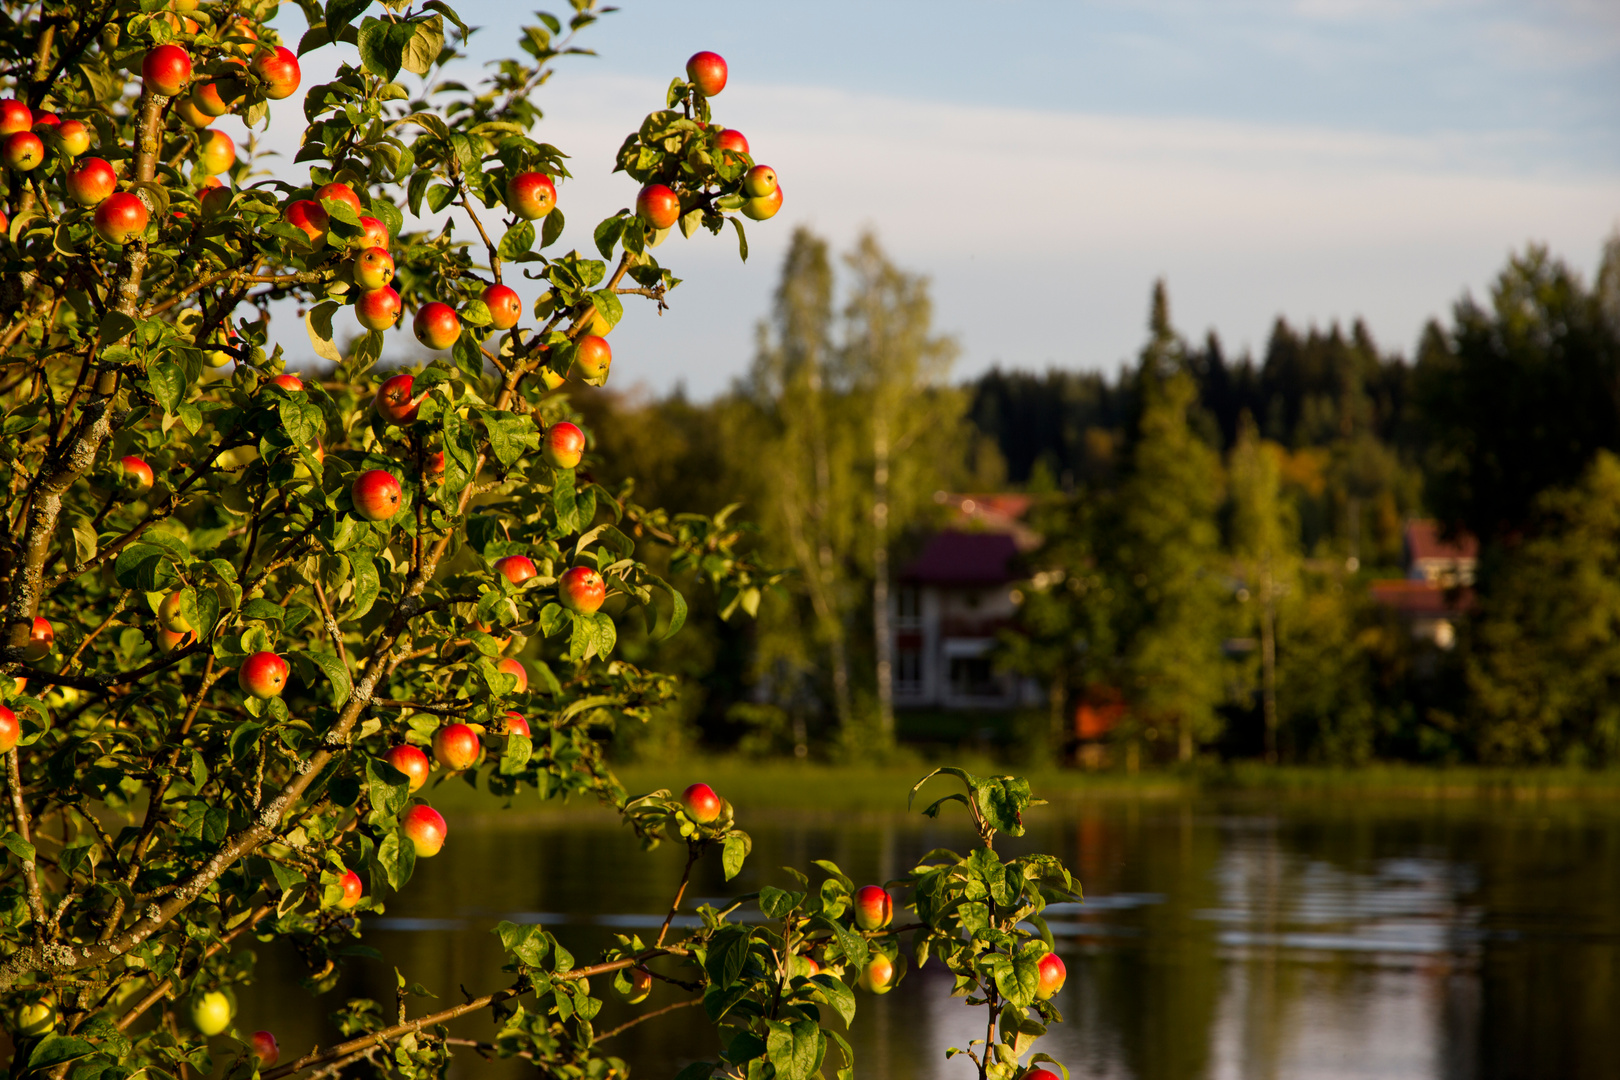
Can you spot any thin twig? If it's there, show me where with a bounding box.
[593,997,702,1042]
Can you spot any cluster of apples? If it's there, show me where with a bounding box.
[633,52,783,235]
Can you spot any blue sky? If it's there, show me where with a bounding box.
[261,1,1620,395]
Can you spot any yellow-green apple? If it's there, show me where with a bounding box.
[351,469,402,521]
[0,704,19,754]
[495,555,537,585]
[190,81,230,117]
[142,45,192,97]
[176,97,214,129]
[497,658,528,692]
[853,885,892,930]
[373,372,418,422]
[402,804,447,856]
[636,183,680,230]
[686,51,727,96]
[483,283,521,329]
[251,46,300,99]
[542,421,585,469]
[238,651,288,699]
[680,782,722,823]
[250,1031,279,1066]
[539,367,565,391]
[413,302,460,350]
[159,592,190,633]
[335,869,363,910]
[284,199,328,246]
[55,119,90,157]
[475,621,512,650]
[1035,952,1066,999]
[424,450,445,483]
[557,566,606,614]
[575,334,611,380]
[118,454,154,491]
[505,171,556,219]
[3,132,44,171]
[358,215,389,249]
[315,181,361,214]
[201,182,233,218]
[356,286,401,331]
[225,18,259,55]
[384,744,430,791]
[716,128,749,165]
[743,164,777,198]
[742,185,782,221]
[190,990,233,1035]
[432,722,481,771]
[502,711,530,737]
[68,157,117,206]
[583,306,613,336]
[268,373,302,392]
[353,247,394,290]
[198,130,235,175]
[0,100,30,135]
[858,954,895,994]
[159,627,195,653]
[204,324,239,367]
[15,995,56,1036]
[614,968,653,1004]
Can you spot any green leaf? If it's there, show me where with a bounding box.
[306,301,343,363]
[497,221,534,259]
[645,573,687,640]
[350,552,380,617]
[375,827,416,891]
[493,920,551,967]
[552,466,577,532]
[704,925,751,989]
[540,206,566,249]
[812,914,868,969]
[672,1064,716,1080]
[758,886,800,920]
[995,950,1042,1008]
[307,648,352,705]
[765,1018,823,1080]
[721,831,749,881]
[27,1036,95,1071]
[481,410,537,468]
[366,757,410,820]
[809,973,856,1025]
[593,214,625,260]
[729,215,748,262]
[2,831,37,865]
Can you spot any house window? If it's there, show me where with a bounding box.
[896,648,922,691]
[949,656,998,698]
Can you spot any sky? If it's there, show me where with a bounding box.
[254,0,1620,396]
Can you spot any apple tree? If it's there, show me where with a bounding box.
[0,1,1078,1078]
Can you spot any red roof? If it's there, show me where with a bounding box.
[901,531,1020,585]
[1369,580,1476,617]
[1405,520,1478,562]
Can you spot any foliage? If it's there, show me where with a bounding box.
[0,2,1076,1080]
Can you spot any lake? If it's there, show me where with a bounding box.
[241,789,1620,1080]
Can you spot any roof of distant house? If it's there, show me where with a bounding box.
[934,492,1042,550]
[1405,519,1479,562]
[901,531,1021,585]
[1369,579,1476,617]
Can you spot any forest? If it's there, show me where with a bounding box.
[556,227,1620,768]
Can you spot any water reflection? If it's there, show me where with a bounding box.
[238,797,1620,1080]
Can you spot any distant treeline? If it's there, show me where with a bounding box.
[585,229,1620,768]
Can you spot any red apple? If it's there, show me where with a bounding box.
[285,199,328,246]
[225,17,259,56]
[557,566,605,614]
[494,555,537,585]
[355,287,401,331]
[432,723,480,771]
[54,120,90,157]
[158,627,195,653]
[853,885,893,931]
[250,1031,279,1066]
[680,782,722,824]
[384,744,430,791]
[401,804,447,857]
[3,132,44,172]
[502,711,530,738]
[742,184,783,221]
[743,165,777,198]
[238,650,288,699]
[159,592,190,633]
[315,181,361,215]
[351,469,402,521]
[424,450,445,483]
[373,372,418,423]
[496,658,528,693]
[636,183,681,230]
[251,46,300,99]
[413,302,460,350]
[353,247,394,290]
[505,171,556,219]
[0,705,18,754]
[30,112,58,130]
[358,215,389,249]
[483,283,521,330]
[686,51,728,97]
[335,869,363,910]
[197,130,235,176]
[0,100,30,135]
[542,421,585,469]
[22,617,52,662]
[1035,952,1066,1000]
[190,81,230,118]
[67,158,117,207]
[118,454,154,491]
[95,193,149,244]
[858,953,895,994]
[1026,1071,1062,1080]
[575,335,611,381]
[716,128,749,165]
[142,45,192,97]
[267,373,302,393]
